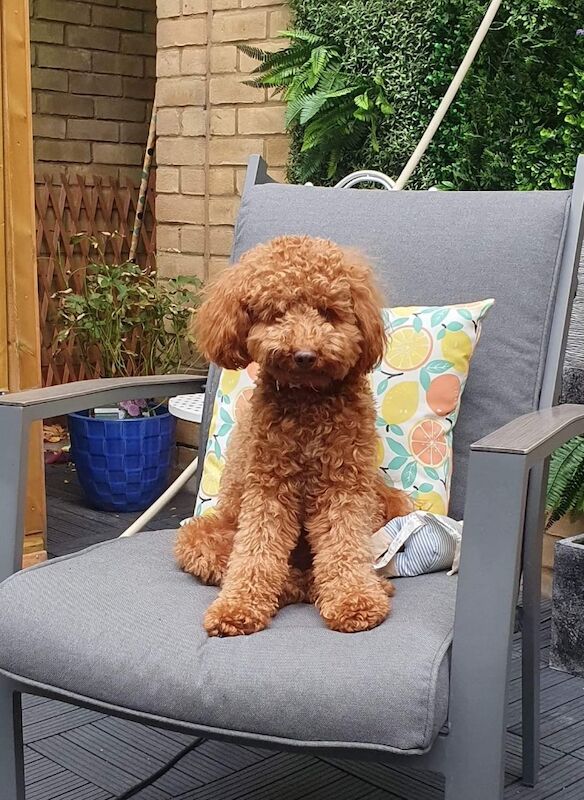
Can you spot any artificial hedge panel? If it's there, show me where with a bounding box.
[288,0,584,189]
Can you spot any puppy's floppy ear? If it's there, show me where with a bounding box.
[194,262,251,369]
[343,248,386,374]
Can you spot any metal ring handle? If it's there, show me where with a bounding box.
[334,170,396,190]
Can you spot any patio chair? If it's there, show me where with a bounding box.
[1,155,584,800]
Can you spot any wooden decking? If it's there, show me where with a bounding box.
[21,463,584,799]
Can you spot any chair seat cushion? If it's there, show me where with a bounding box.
[0,530,456,755]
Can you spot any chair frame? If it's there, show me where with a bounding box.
[1,158,584,800]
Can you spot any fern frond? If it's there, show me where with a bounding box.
[546,436,584,526]
[296,147,328,183]
[315,67,348,94]
[285,91,311,125]
[547,457,584,527]
[310,46,330,77]
[547,437,584,503]
[260,46,313,71]
[243,44,313,83]
[299,86,356,124]
[261,65,306,85]
[307,93,356,125]
[327,149,342,179]
[280,29,322,45]
[236,43,270,62]
[242,77,284,90]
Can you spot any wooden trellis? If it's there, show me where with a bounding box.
[35,173,156,386]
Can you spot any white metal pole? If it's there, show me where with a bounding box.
[118,456,199,538]
[393,0,504,190]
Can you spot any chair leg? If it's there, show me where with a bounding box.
[444,452,528,800]
[521,611,540,787]
[0,677,25,800]
[520,463,546,786]
[444,757,504,800]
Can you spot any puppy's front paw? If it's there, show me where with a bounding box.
[319,585,391,633]
[175,522,230,586]
[204,597,269,637]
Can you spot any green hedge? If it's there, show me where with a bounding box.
[287,1,584,189]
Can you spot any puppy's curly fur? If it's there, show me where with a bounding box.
[175,236,412,636]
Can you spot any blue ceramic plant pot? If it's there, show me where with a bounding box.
[68,409,176,512]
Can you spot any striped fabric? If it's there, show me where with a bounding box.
[371,512,463,578]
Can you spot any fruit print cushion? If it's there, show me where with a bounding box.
[374,299,493,514]
[194,300,493,518]
[194,362,258,516]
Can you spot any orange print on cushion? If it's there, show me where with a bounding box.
[409,419,448,467]
[235,387,254,420]
[426,374,461,417]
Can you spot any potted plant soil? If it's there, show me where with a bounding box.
[54,235,204,512]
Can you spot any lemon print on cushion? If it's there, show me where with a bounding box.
[373,299,493,515]
[200,452,223,498]
[385,327,432,371]
[375,438,385,469]
[194,364,258,516]
[415,491,447,517]
[219,369,241,395]
[441,329,473,373]
[381,381,419,424]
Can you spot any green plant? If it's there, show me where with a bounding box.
[239,30,393,181]
[546,436,584,528]
[513,65,584,190]
[278,0,584,189]
[54,234,204,381]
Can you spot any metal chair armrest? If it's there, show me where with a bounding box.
[0,375,206,580]
[472,404,584,461]
[0,374,206,421]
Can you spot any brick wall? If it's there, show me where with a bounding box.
[155,0,290,283]
[30,0,156,182]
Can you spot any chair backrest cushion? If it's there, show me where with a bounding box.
[199,184,571,518]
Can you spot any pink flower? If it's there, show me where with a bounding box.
[119,399,148,417]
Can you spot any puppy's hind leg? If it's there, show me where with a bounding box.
[175,509,235,586]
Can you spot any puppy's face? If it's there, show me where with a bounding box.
[246,295,361,388]
[195,236,386,388]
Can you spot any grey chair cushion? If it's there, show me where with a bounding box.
[192,183,571,519]
[0,530,456,755]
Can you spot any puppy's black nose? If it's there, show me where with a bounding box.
[294,350,317,368]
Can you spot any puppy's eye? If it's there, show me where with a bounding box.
[257,308,283,323]
[319,307,337,323]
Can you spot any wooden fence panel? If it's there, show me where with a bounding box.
[35,173,156,386]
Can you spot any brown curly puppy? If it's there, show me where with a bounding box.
[175,235,412,636]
